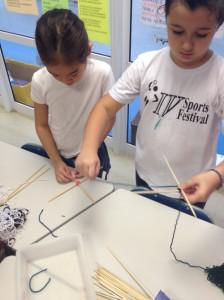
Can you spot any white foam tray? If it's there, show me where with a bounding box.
[16,234,96,300]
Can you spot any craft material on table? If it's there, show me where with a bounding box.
[134,188,181,197]
[155,290,171,300]
[48,178,89,203]
[4,164,49,204]
[94,266,152,300]
[108,248,153,299]
[170,211,224,293]
[0,204,29,246]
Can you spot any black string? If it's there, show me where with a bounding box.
[38,209,58,238]
[29,268,51,293]
[170,211,205,271]
[170,211,224,292]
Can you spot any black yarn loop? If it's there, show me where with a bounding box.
[29,268,51,293]
[205,264,224,292]
[170,211,224,292]
[170,211,205,271]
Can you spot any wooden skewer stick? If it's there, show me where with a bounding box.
[96,273,126,296]
[94,277,124,299]
[6,164,47,200]
[134,189,180,195]
[20,164,48,183]
[95,266,151,300]
[5,165,49,202]
[96,291,122,300]
[78,183,95,203]
[94,280,124,300]
[93,279,122,298]
[163,155,197,218]
[48,185,77,203]
[48,177,88,203]
[108,249,153,300]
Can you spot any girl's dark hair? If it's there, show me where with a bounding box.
[165,0,224,26]
[35,9,89,65]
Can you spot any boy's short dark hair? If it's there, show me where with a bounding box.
[35,9,89,65]
[165,0,224,27]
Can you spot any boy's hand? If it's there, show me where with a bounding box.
[75,150,100,179]
[180,171,221,204]
[54,160,75,183]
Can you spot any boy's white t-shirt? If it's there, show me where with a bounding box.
[31,58,114,158]
[109,47,224,186]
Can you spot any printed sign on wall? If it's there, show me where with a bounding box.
[4,0,38,15]
[78,0,110,45]
[41,0,68,13]
[141,0,166,28]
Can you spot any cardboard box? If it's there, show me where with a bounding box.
[6,59,40,107]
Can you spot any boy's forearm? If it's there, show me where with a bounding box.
[81,95,122,152]
[101,116,116,141]
[81,106,109,152]
[36,125,62,165]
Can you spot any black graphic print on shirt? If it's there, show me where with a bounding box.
[144,80,209,125]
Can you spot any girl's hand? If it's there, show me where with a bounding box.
[54,160,75,183]
[75,150,100,179]
[180,170,221,204]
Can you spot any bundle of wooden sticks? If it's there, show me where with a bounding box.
[94,266,153,300]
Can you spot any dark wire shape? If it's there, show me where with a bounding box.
[170,210,205,271]
[38,209,58,238]
[29,268,51,293]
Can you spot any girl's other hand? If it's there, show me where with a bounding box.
[54,160,75,183]
[180,171,221,204]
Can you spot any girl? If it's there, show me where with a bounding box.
[30,9,114,183]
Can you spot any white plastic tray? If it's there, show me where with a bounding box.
[16,234,96,300]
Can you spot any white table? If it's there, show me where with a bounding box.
[52,189,224,300]
[1,141,224,299]
[0,141,114,247]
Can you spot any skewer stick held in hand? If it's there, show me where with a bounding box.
[134,189,180,195]
[163,155,197,218]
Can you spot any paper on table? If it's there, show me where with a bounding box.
[155,290,171,300]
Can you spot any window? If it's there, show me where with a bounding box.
[128,0,167,145]
[0,0,112,110]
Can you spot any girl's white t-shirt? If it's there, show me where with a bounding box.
[109,47,224,186]
[31,58,114,158]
